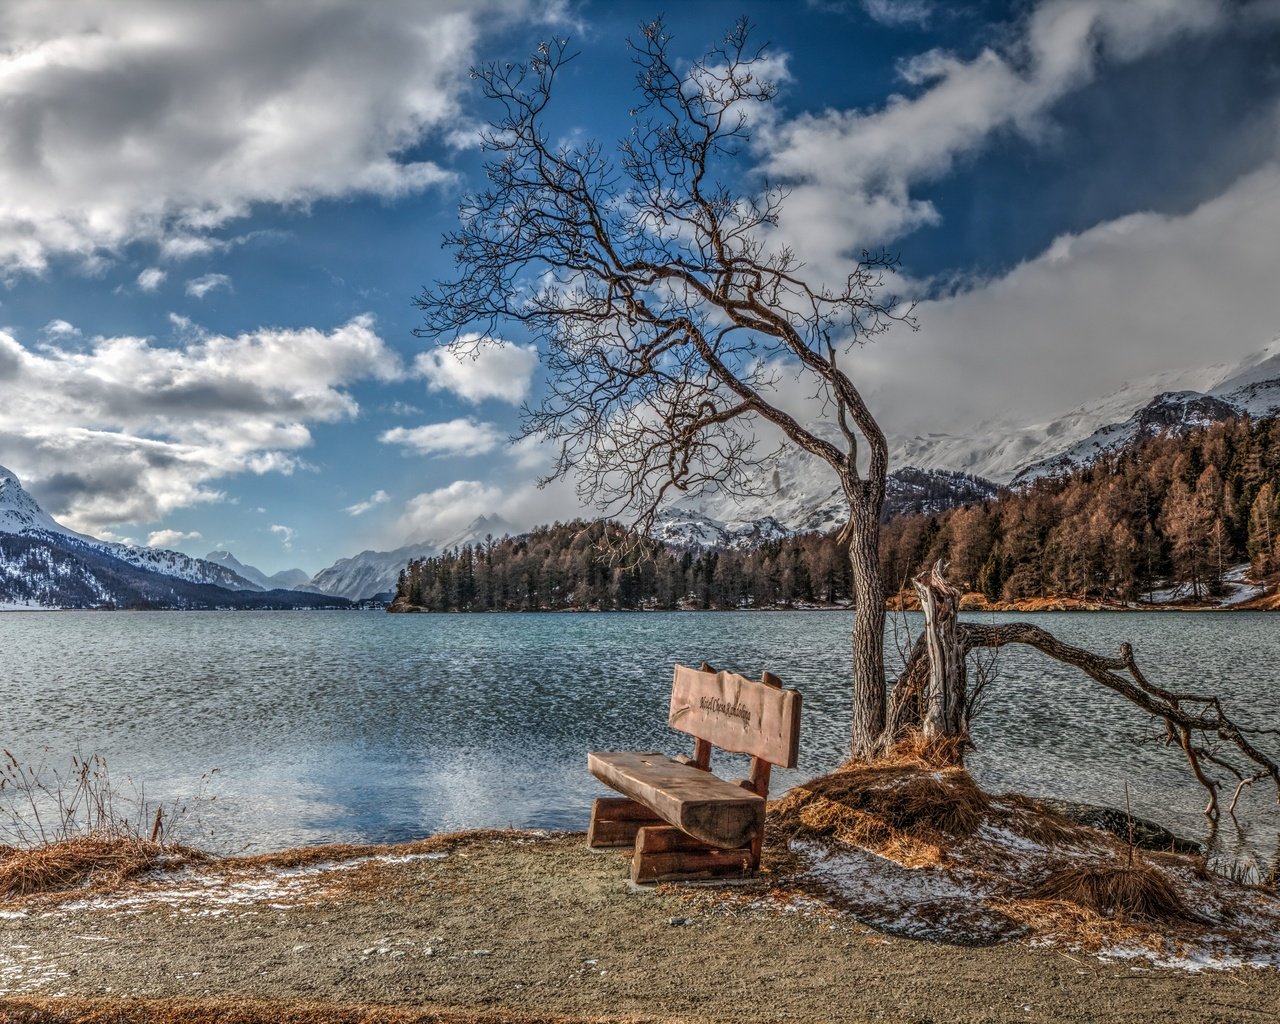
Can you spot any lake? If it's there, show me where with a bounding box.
[1,609,1277,870]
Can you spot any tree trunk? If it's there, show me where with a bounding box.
[847,490,886,760]
[912,560,967,743]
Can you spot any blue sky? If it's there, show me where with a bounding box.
[2,0,1279,574]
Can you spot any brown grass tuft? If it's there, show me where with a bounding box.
[885,729,970,770]
[1027,862,1196,923]
[995,794,1096,848]
[220,828,526,872]
[769,761,990,867]
[0,835,205,899]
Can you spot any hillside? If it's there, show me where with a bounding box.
[882,416,1280,605]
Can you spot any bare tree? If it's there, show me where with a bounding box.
[415,20,915,758]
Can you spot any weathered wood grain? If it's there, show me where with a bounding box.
[668,665,801,768]
[631,845,755,884]
[587,751,765,850]
[633,824,717,855]
[586,797,663,848]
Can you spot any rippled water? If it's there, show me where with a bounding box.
[1,609,1277,865]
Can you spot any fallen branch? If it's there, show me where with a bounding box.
[881,570,1280,820]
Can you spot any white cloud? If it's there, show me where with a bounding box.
[861,0,933,27]
[0,0,539,275]
[758,0,1228,267]
[380,418,504,458]
[415,336,539,405]
[0,313,400,533]
[395,480,504,542]
[270,524,296,548]
[136,267,166,292]
[147,528,202,549]
[185,273,231,299]
[343,489,390,516]
[865,164,1280,438]
[40,319,80,340]
[390,473,584,545]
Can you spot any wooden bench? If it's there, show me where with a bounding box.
[587,662,801,883]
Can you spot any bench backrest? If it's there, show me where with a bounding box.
[667,664,801,769]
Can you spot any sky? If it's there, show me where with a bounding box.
[2,0,1280,574]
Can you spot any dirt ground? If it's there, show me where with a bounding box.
[1,830,1278,1024]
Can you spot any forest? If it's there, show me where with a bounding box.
[390,417,1280,612]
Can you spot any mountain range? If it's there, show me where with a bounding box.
[656,336,1280,548]
[895,337,1280,483]
[5,336,1280,609]
[0,465,349,610]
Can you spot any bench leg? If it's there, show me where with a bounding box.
[631,824,756,884]
[587,797,663,848]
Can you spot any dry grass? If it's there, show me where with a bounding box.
[0,996,677,1024]
[885,592,1115,613]
[1027,863,1198,923]
[769,759,989,869]
[885,729,972,770]
[994,793,1098,848]
[219,828,520,872]
[0,834,207,899]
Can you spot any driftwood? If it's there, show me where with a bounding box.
[884,563,1280,820]
[911,561,966,744]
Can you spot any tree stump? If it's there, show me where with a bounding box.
[912,560,968,749]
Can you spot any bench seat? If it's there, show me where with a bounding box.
[587,750,765,850]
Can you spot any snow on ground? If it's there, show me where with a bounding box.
[1145,564,1268,607]
[53,851,450,917]
[781,801,1280,971]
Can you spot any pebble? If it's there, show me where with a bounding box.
[668,917,690,927]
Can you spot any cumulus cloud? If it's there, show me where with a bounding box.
[0,0,538,275]
[415,336,540,405]
[270,524,297,548]
[0,313,400,533]
[136,267,166,292]
[184,273,232,299]
[865,164,1280,438]
[806,0,934,24]
[343,489,390,516]
[758,0,1228,268]
[380,418,504,458]
[389,473,584,546]
[395,480,505,541]
[146,528,202,549]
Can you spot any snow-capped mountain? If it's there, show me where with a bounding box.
[1010,338,1280,485]
[0,466,261,593]
[894,336,1280,486]
[0,465,351,609]
[654,465,998,548]
[1011,391,1240,484]
[0,465,93,541]
[309,514,514,600]
[205,550,313,591]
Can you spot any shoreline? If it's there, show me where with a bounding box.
[3,823,1279,1024]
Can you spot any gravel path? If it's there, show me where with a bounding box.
[1,832,1277,1024]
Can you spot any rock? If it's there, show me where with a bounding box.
[1039,799,1202,854]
